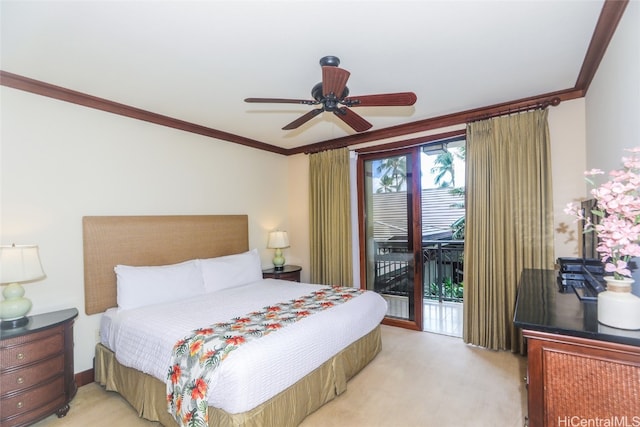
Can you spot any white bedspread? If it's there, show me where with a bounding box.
[100,279,387,414]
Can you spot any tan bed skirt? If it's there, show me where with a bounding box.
[95,325,381,427]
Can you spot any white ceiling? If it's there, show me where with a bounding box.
[1,1,605,151]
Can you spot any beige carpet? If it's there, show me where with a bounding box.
[33,325,527,427]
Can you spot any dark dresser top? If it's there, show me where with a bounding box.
[0,308,78,340]
[514,269,640,347]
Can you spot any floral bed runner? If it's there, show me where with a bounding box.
[166,285,364,427]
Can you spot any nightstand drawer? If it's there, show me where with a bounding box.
[0,376,64,419]
[0,354,64,396]
[0,329,63,370]
[1,397,66,427]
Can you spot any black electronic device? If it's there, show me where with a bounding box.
[557,257,603,272]
[558,278,584,288]
[573,267,606,302]
[573,284,598,301]
[558,277,585,293]
[560,272,585,280]
[583,268,606,294]
[556,257,604,295]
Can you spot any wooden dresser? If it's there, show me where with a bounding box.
[0,308,78,427]
[514,270,640,427]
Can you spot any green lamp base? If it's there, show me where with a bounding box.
[0,282,32,324]
[272,248,285,271]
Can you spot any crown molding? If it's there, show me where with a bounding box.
[0,70,288,156]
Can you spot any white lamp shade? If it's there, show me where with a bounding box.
[267,231,289,249]
[0,245,46,284]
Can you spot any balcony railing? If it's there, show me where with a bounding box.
[374,239,464,303]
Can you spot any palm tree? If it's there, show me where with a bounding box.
[431,151,455,187]
[448,187,465,209]
[376,175,396,193]
[376,157,406,192]
[430,146,466,188]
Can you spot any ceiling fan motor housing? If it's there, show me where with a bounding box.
[319,56,340,67]
[311,82,349,111]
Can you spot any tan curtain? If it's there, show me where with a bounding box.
[309,147,353,285]
[463,109,555,353]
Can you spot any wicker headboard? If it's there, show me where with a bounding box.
[83,215,249,315]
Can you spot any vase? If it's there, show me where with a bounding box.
[597,277,640,330]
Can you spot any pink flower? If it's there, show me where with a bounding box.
[604,260,631,278]
[564,202,587,223]
[567,147,640,279]
[585,168,605,176]
[624,243,640,257]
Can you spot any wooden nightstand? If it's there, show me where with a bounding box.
[1,308,78,427]
[262,265,302,282]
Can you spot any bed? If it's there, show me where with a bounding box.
[83,215,386,427]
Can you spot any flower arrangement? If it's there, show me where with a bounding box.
[565,147,640,280]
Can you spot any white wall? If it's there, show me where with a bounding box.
[286,153,310,283]
[585,0,640,173]
[0,87,290,373]
[583,0,640,292]
[548,98,588,258]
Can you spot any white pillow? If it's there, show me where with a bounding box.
[115,260,204,310]
[199,249,263,293]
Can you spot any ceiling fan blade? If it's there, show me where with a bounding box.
[322,66,350,98]
[343,92,417,107]
[333,107,372,132]
[245,97,317,105]
[282,108,324,130]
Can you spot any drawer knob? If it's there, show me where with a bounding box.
[16,352,25,360]
[17,401,23,409]
[17,376,24,384]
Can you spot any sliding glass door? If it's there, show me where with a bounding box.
[358,138,466,332]
[359,148,423,330]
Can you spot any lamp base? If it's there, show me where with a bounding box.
[1,316,29,329]
[0,282,32,321]
[272,248,285,271]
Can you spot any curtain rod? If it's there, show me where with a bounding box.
[470,96,561,123]
[354,129,466,156]
[307,96,562,155]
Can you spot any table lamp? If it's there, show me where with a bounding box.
[267,231,289,270]
[0,244,46,328]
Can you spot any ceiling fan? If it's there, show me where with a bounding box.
[244,56,417,132]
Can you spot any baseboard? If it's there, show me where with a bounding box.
[75,368,95,387]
